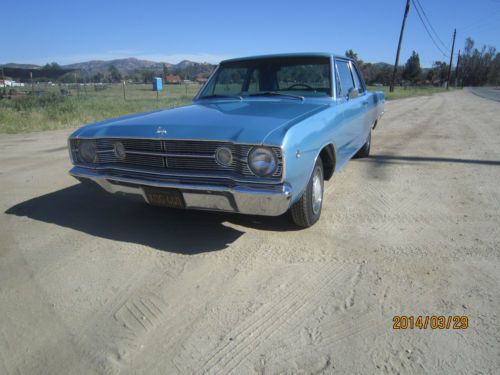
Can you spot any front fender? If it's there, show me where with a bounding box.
[278,106,343,204]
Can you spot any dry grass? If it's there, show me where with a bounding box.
[368,85,453,100]
[0,83,199,134]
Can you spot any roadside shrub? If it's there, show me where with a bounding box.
[12,92,68,111]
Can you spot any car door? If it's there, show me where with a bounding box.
[350,62,373,144]
[335,59,366,161]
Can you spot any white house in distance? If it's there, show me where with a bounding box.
[0,79,25,87]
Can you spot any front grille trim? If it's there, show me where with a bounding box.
[70,138,284,181]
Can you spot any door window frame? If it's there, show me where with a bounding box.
[350,61,366,95]
[334,58,355,99]
[334,58,368,100]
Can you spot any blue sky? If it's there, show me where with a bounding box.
[3,0,499,67]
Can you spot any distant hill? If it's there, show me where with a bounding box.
[175,60,197,70]
[60,57,214,77]
[63,57,172,75]
[2,63,42,69]
[1,58,213,74]
[1,57,216,81]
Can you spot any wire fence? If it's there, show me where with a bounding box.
[0,82,202,101]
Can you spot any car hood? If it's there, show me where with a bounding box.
[71,99,329,145]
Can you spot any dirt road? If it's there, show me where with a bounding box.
[1,90,499,374]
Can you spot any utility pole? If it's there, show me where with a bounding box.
[455,49,461,87]
[446,29,456,90]
[390,0,411,92]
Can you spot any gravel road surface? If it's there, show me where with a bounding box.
[1,89,499,374]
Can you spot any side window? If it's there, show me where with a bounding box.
[336,61,354,97]
[351,63,365,94]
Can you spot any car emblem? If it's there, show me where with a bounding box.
[156,126,167,135]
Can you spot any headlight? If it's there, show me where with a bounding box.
[248,147,277,177]
[79,140,96,163]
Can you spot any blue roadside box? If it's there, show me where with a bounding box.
[153,77,163,91]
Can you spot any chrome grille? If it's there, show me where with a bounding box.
[70,138,283,180]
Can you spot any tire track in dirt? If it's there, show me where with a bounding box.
[277,311,385,365]
[198,262,356,374]
[64,254,179,375]
[79,246,258,375]
[0,329,18,375]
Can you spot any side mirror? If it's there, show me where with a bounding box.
[348,87,359,100]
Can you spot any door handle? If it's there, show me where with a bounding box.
[362,100,369,105]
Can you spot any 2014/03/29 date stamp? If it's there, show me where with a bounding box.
[392,316,469,330]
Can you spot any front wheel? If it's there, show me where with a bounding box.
[291,157,324,228]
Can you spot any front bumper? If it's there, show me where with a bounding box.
[69,166,292,216]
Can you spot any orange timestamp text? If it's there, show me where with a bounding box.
[392,315,468,330]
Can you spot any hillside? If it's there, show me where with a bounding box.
[1,57,216,82]
[2,63,42,69]
[63,58,171,75]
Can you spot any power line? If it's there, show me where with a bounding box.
[414,0,450,51]
[411,0,449,57]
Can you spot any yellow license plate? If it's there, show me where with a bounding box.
[145,188,185,209]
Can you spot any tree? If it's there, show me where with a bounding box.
[488,53,500,85]
[92,72,104,83]
[140,70,156,83]
[402,51,422,83]
[345,49,364,70]
[108,65,122,82]
[427,61,448,85]
[42,62,62,70]
[163,63,169,79]
[458,37,500,86]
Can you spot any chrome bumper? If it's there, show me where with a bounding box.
[69,166,292,216]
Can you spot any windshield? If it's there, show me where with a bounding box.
[199,56,332,99]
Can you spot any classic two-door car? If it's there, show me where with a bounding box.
[68,53,384,227]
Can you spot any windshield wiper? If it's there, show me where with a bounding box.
[199,94,243,100]
[247,92,304,101]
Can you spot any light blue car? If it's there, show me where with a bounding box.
[68,53,384,227]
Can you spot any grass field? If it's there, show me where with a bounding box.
[0,84,450,134]
[0,84,199,134]
[368,85,451,100]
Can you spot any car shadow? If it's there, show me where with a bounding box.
[5,183,298,254]
[354,154,500,181]
[367,154,500,166]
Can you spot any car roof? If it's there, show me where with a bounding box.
[220,52,351,64]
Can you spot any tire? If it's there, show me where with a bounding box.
[291,157,324,228]
[354,130,371,158]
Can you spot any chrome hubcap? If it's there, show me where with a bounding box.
[312,168,323,215]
